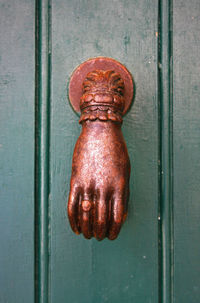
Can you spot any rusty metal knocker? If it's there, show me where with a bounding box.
[67,57,134,240]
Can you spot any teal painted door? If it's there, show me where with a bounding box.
[0,1,200,303]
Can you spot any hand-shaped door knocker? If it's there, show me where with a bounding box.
[68,57,134,240]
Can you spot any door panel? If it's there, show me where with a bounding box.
[50,1,159,302]
[173,1,200,302]
[1,1,200,303]
[0,1,35,302]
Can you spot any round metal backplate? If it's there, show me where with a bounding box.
[68,57,134,115]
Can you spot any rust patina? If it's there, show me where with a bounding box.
[68,58,133,240]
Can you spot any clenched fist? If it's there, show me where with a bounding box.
[68,68,132,240]
[68,119,130,240]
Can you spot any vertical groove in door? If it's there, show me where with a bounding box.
[35,0,52,302]
[158,0,174,302]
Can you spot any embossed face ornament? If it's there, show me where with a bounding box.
[79,70,125,124]
[80,70,125,109]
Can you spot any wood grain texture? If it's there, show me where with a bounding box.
[158,1,174,302]
[50,0,159,302]
[0,1,35,302]
[173,1,200,302]
[34,0,51,302]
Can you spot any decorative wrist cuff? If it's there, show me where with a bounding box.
[79,105,123,124]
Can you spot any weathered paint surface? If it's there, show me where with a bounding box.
[50,0,159,302]
[0,1,35,302]
[173,1,200,302]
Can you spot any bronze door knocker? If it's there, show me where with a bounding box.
[68,57,134,240]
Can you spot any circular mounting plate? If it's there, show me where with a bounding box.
[68,57,134,115]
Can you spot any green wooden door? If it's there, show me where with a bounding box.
[0,1,200,303]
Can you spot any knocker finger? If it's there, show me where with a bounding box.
[80,199,93,239]
[68,184,81,235]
